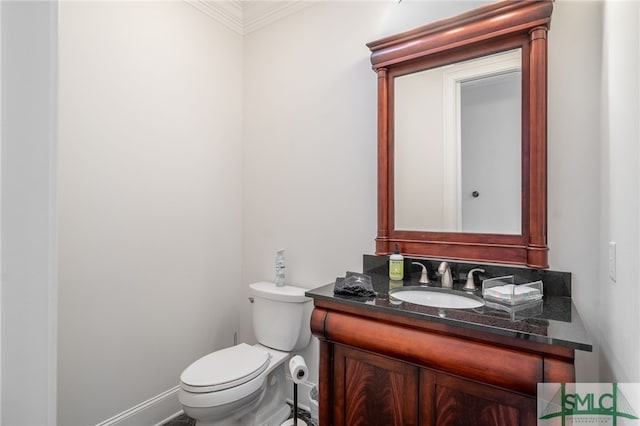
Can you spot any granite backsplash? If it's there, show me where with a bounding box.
[362,254,572,297]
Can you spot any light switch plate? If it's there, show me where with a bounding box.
[609,242,617,282]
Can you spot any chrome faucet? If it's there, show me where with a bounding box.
[463,268,485,291]
[437,262,453,289]
[412,262,430,284]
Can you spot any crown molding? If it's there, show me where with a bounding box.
[185,0,243,34]
[242,1,313,34]
[186,0,314,35]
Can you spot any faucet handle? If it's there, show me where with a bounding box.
[412,262,429,284]
[463,268,485,291]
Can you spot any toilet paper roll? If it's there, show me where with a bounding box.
[289,355,308,384]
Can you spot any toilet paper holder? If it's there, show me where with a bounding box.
[281,355,309,426]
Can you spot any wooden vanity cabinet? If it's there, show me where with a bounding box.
[423,369,536,426]
[332,344,536,426]
[312,302,575,426]
[333,344,419,426]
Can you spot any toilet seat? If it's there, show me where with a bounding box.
[180,343,270,393]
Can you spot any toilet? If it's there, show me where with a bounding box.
[178,281,313,426]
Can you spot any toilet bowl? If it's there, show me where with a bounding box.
[179,343,290,426]
[178,282,312,426]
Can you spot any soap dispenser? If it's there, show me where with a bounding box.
[389,244,404,281]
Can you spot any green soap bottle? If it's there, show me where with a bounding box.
[389,244,404,281]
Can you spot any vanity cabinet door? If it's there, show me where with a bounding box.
[333,344,419,426]
[420,369,537,426]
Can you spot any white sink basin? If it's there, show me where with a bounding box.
[389,287,485,309]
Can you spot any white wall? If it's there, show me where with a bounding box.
[1,1,58,425]
[242,0,614,385]
[4,1,637,423]
[57,2,243,424]
[240,0,507,390]
[241,1,385,387]
[598,0,640,382]
[547,0,604,381]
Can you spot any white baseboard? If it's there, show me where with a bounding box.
[95,386,182,426]
[95,378,316,426]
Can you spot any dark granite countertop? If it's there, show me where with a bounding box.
[306,255,592,352]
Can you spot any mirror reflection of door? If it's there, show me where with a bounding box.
[393,49,522,235]
[460,71,521,234]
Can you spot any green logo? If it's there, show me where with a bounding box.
[539,383,639,425]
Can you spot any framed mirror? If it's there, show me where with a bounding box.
[367,0,553,268]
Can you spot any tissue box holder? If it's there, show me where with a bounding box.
[484,299,544,321]
[482,275,543,305]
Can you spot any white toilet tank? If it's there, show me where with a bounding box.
[249,281,313,352]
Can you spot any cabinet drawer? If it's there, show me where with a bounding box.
[325,310,543,395]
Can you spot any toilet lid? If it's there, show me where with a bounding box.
[180,343,270,392]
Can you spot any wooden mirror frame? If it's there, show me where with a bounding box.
[367,0,553,268]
